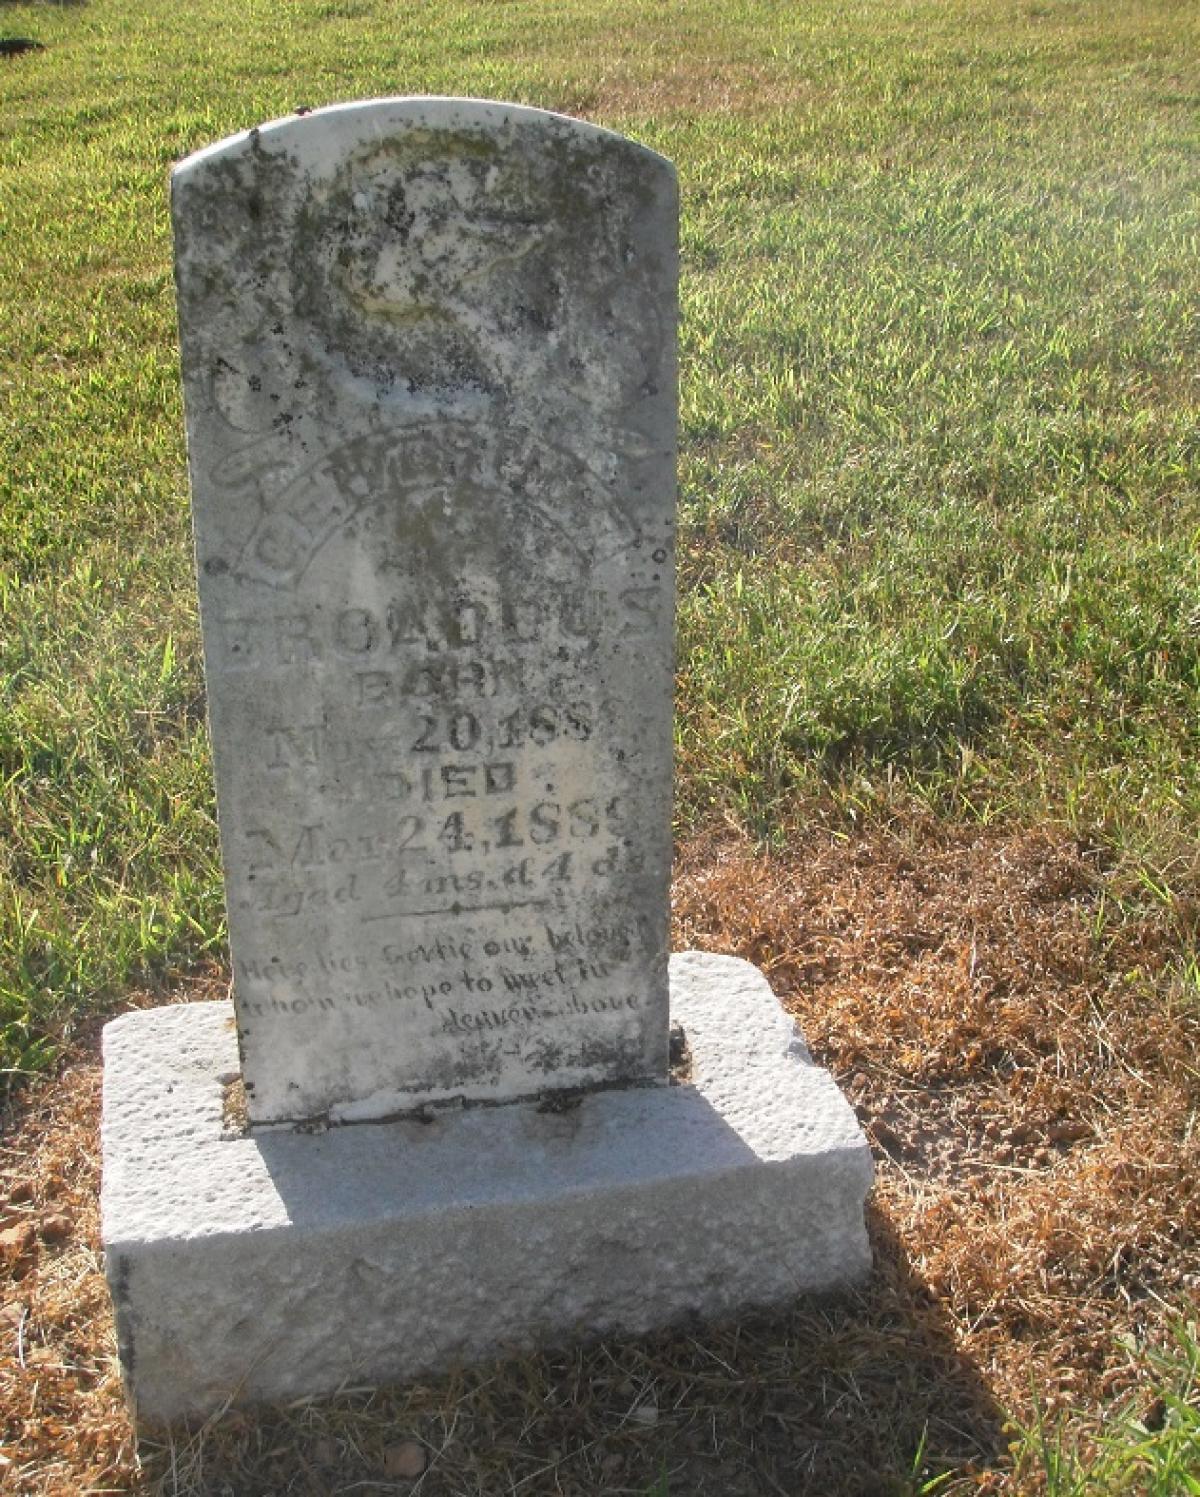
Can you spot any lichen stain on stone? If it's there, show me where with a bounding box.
[287,120,662,410]
[178,115,671,594]
[293,133,522,395]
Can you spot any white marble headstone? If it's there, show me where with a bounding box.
[172,99,678,1124]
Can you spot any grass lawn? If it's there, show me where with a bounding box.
[1,0,1198,1491]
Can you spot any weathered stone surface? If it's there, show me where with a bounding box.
[172,100,678,1123]
[101,953,874,1425]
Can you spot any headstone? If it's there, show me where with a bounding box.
[171,98,676,1123]
[101,100,873,1427]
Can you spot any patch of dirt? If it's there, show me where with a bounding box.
[220,1073,248,1137]
[1,825,1196,1493]
[552,62,815,121]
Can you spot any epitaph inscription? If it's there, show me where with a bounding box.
[173,99,678,1123]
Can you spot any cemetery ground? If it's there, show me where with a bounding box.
[1,0,1198,1490]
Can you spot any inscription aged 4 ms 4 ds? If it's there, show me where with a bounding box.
[240,786,629,920]
[175,98,678,1122]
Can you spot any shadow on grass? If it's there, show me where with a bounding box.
[622,1199,1010,1495]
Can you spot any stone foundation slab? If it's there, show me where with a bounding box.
[101,952,873,1425]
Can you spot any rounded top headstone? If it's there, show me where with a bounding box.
[173,98,678,1124]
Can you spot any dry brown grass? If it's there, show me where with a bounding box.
[676,823,1200,1425]
[2,823,1197,1494]
[548,61,810,121]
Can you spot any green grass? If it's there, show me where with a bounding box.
[3,0,1196,1075]
[2,0,1196,1042]
[1,1,1198,1482]
[1013,1321,1200,1495]
[674,52,1200,846]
